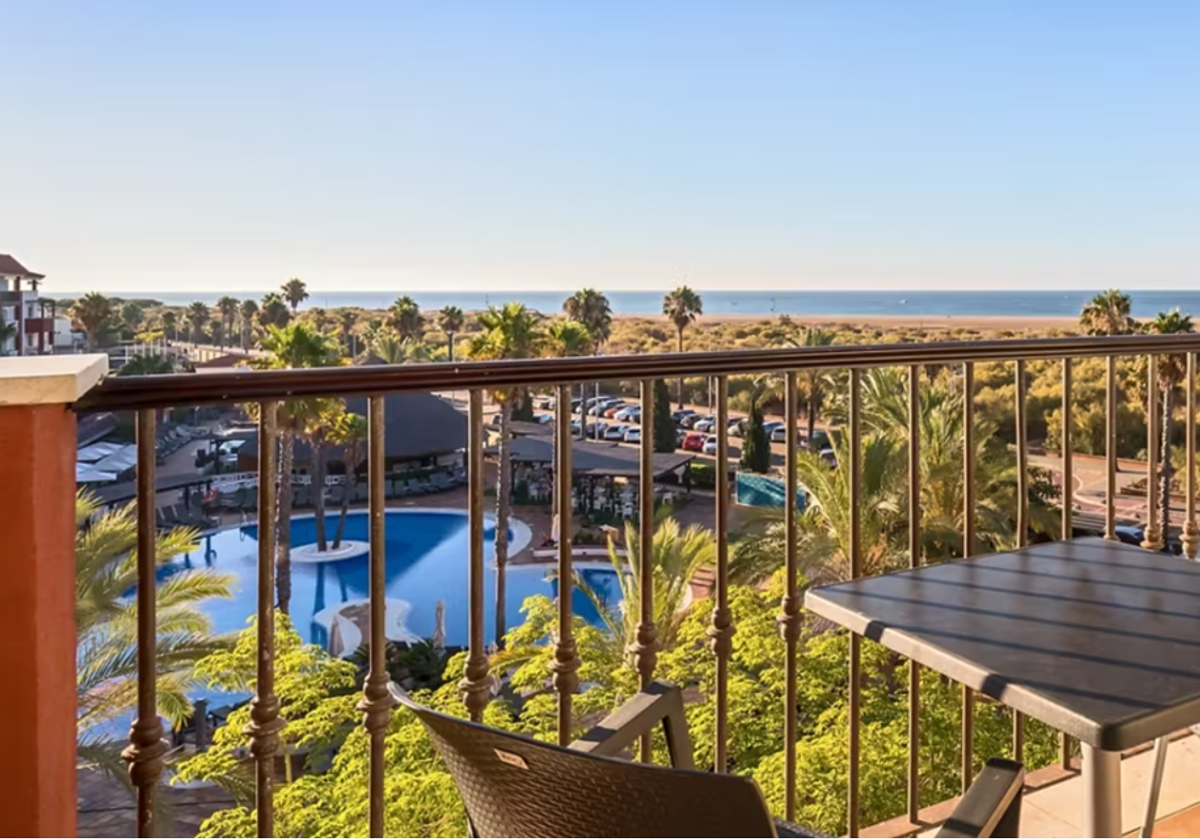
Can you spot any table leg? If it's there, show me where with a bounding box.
[1082,743,1122,837]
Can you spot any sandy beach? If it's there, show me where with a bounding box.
[613,312,1080,333]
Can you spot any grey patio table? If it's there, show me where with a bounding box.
[804,537,1200,838]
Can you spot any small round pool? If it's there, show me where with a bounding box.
[166,509,622,651]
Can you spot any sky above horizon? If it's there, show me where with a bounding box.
[2,1,1198,294]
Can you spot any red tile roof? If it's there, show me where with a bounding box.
[0,254,44,279]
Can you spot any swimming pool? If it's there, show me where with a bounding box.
[167,509,622,651]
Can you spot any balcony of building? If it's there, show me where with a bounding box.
[5,335,1200,838]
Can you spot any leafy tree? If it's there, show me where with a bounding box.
[210,316,225,349]
[252,323,343,612]
[258,292,291,330]
[281,277,309,312]
[118,355,174,376]
[564,289,611,419]
[1148,309,1194,539]
[1080,289,1136,336]
[653,378,676,453]
[467,302,545,648]
[238,299,258,349]
[370,328,430,364]
[390,296,425,342]
[662,285,703,406]
[307,306,330,332]
[437,305,465,362]
[76,491,232,786]
[544,320,591,358]
[217,296,239,340]
[327,411,368,549]
[120,301,144,332]
[160,309,178,341]
[185,301,210,343]
[72,292,115,350]
[739,401,771,474]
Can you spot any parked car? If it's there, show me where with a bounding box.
[584,395,615,413]
[604,423,630,441]
[681,413,711,430]
[580,421,608,437]
[693,416,718,433]
[762,421,784,438]
[624,427,642,443]
[535,395,556,410]
[614,405,641,422]
[770,425,797,443]
[702,435,718,455]
[819,448,838,468]
[671,409,697,424]
[682,431,707,452]
[589,398,623,416]
[675,429,687,447]
[727,417,746,436]
[532,413,553,424]
[603,401,628,418]
[571,398,583,413]
[570,418,583,434]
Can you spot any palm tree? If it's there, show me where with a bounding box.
[258,293,292,329]
[328,411,368,549]
[72,292,115,351]
[307,306,330,332]
[75,491,232,786]
[335,308,359,355]
[545,320,592,358]
[303,404,343,554]
[370,329,430,364]
[438,305,466,362]
[217,296,239,340]
[782,327,836,443]
[662,286,703,407]
[185,301,210,344]
[390,296,424,342]
[1149,309,1194,541]
[161,310,178,342]
[0,314,17,354]
[253,323,343,613]
[210,317,225,349]
[238,299,259,349]
[564,288,612,436]
[1080,289,1136,336]
[467,302,545,648]
[281,278,308,313]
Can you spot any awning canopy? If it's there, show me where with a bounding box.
[77,441,129,463]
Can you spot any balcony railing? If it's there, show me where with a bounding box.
[42,332,1200,836]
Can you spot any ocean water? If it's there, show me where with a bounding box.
[54,289,1200,319]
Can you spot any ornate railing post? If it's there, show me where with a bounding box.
[778,371,802,819]
[1184,353,1199,560]
[708,375,735,772]
[551,383,581,745]
[1143,357,1164,551]
[632,378,660,761]
[461,389,492,721]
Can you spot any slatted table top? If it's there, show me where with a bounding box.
[804,538,1200,751]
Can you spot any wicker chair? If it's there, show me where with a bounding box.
[394,680,1025,838]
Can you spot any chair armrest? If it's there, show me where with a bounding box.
[936,758,1024,838]
[568,680,695,770]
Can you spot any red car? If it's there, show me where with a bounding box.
[602,401,628,418]
[682,431,707,452]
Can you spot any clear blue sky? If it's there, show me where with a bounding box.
[2,0,1197,293]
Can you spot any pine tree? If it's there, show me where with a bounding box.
[740,402,771,473]
[653,379,675,453]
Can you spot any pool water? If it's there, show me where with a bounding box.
[167,509,622,651]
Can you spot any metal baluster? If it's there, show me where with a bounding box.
[1013,360,1027,763]
[1143,358,1163,550]
[778,371,802,820]
[848,368,862,838]
[709,376,734,772]
[1061,359,1074,768]
[359,396,395,837]
[907,365,921,823]
[1106,356,1118,541]
[461,390,491,721]
[246,400,284,838]
[633,378,659,761]
[123,409,167,837]
[962,363,975,794]
[1184,354,1199,560]
[552,383,580,745]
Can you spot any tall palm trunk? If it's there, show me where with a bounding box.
[1161,385,1174,546]
[494,395,513,649]
[447,333,455,362]
[807,375,819,445]
[676,327,686,409]
[312,440,329,552]
[275,425,295,614]
[332,460,356,550]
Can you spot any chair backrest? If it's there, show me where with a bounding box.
[395,691,777,838]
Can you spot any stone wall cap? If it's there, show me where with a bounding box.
[0,355,109,406]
